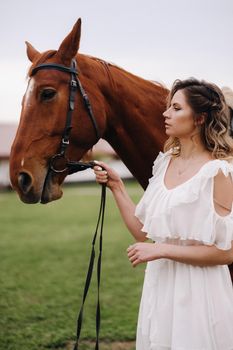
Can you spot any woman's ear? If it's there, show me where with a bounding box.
[195,113,206,126]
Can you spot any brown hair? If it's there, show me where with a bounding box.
[164,78,233,160]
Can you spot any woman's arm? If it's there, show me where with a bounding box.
[93,162,147,242]
[111,182,147,241]
[161,242,233,266]
[213,169,233,216]
[127,242,233,267]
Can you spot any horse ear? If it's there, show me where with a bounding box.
[56,18,81,65]
[25,41,40,62]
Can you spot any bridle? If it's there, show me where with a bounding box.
[31,59,105,350]
[31,59,100,174]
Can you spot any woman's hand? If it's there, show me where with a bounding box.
[127,242,162,267]
[93,161,123,191]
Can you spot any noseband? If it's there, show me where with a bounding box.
[31,59,100,175]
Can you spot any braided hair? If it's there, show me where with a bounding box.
[164,78,233,160]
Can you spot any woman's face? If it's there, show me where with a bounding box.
[163,89,197,138]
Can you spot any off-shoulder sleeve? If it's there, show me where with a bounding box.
[151,151,167,176]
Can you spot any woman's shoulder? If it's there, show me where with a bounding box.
[151,149,172,176]
[201,157,233,178]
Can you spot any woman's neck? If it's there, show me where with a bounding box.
[178,135,211,160]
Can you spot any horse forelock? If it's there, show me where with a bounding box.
[27,50,57,77]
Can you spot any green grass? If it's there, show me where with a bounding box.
[0,182,144,350]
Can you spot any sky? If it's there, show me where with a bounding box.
[0,0,233,123]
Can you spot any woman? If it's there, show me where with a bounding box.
[93,78,233,350]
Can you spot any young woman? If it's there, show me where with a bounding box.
[93,78,233,350]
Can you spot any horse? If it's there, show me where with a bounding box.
[9,18,233,280]
[9,18,168,204]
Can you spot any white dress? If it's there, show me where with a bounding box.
[135,150,233,350]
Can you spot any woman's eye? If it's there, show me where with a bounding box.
[40,89,57,101]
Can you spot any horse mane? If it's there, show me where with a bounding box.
[85,55,167,90]
[81,55,115,88]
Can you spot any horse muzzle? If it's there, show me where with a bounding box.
[16,168,63,204]
[40,171,63,204]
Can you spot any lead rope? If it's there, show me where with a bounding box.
[73,183,106,350]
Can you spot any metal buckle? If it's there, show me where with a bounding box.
[71,80,77,87]
[62,138,69,145]
[50,154,68,173]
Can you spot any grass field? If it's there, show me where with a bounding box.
[0,181,144,350]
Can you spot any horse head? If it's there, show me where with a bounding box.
[10,19,107,204]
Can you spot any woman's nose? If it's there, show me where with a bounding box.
[163,109,169,118]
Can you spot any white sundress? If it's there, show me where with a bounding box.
[134,150,233,350]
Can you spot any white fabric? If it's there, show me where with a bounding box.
[135,151,233,350]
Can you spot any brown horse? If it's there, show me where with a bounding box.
[9,18,168,204]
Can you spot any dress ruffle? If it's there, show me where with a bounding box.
[135,152,233,250]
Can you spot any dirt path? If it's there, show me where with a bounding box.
[66,340,135,350]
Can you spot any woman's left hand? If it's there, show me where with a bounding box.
[127,242,162,267]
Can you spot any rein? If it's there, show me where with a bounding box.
[31,59,106,349]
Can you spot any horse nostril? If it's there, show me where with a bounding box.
[18,172,33,194]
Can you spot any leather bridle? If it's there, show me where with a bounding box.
[31,59,105,350]
[31,59,100,175]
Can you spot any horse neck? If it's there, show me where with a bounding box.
[78,54,168,188]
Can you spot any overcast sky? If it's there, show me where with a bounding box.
[0,0,232,123]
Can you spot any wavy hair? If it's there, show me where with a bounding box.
[164,78,233,160]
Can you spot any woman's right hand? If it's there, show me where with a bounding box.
[93,161,123,191]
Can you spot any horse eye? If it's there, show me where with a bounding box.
[40,88,57,101]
